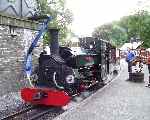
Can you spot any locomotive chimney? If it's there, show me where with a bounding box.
[48,29,59,55]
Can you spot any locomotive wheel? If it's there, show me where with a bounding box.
[129,72,144,82]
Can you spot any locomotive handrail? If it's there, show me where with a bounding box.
[52,72,64,89]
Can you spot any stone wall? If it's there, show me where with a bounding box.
[0,25,41,96]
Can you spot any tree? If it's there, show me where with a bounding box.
[119,15,140,41]
[110,25,128,46]
[92,9,150,48]
[92,22,127,46]
[36,0,73,45]
[119,10,150,48]
[92,23,113,40]
[140,11,150,48]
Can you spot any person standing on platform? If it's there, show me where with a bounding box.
[126,49,136,73]
[146,54,150,87]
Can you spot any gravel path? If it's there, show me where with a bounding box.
[0,92,27,118]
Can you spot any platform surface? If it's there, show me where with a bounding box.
[53,60,150,120]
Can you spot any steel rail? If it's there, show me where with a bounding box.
[29,107,63,120]
[0,105,36,120]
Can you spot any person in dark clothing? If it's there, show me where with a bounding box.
[146,55,150,87]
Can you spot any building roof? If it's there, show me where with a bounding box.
[120,42,142,51]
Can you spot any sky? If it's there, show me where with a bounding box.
[66,0,146,37]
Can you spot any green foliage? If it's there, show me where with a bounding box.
[92,22,128,46]
[92,23,113,40]
[110,25,128,46]
[115,10,150,48]
[140,13,150,48]
[36,0,73,45]
[92,10,150,48]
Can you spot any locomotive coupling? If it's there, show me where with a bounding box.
[32,91,48,100]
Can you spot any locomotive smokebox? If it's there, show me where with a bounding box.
[48,29,59,55]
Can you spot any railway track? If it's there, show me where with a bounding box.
[28,107,63,120]
[0,72,119,120]
[0,105,37,120]
[0,105,63,120]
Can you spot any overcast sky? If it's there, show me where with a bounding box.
[66,0,146,37]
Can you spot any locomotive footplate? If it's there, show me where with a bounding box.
[21,87,71,106]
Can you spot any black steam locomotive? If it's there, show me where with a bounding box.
[21,29,118,106]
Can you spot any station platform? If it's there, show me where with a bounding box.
[54,60,150,120]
